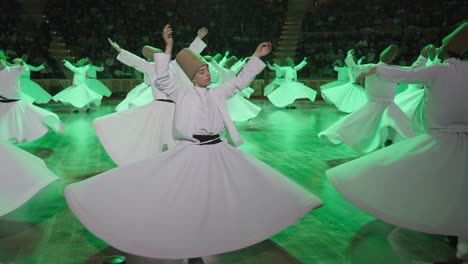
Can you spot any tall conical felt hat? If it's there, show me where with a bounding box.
[12,58,23,65]
[212,53,222,63]
[224,56,238,69]
[442,22,468,56]
[380,44,399,64]
[142,45,162,60]
[0,50,8,60]
[286,57,294,67]
[175,48,207,79]
[76,58,88,67]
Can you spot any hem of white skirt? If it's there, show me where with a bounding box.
[0,176,58,217]
[65,187,322,259]
[327,172,467,236]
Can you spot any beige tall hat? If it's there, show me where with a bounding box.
[442,22,468,56]
[142,45,162,60]
[76,58,88,67]
[0,50,8,60]
[176,48,207,79]
[212,53,222,63]
[380,44,399,64]
[224,56,238,69]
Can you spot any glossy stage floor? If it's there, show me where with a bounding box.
[0,99,460,264]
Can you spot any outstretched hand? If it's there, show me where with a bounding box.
[197,27,208,39]
[163,24,173,46]
[253,42,272,58]
[108,38,122,52]
[347,49,356,57]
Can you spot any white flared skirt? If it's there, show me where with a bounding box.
[65,141,323,259]
[20,79,52,104]
[227,94,261,122]
[53,83,102,109]
[0,101,63,143]
[85,79,112,97]
[0,143,59,217]
[394,85,425,121]
[115,83,153,112]
[94,100,175,166]
[267,81,316,107]
[327,131,468,236]
[319,100,416,153]
[320,82,369,113]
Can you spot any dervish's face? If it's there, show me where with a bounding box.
[192,65,211,88]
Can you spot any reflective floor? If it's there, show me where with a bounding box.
[0,99,461,264]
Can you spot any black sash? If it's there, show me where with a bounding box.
[0,95,20,103]
[155,99,175,103]
[193,134,222,145]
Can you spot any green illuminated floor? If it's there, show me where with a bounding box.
[0,99,458,264]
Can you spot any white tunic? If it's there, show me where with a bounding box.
[0,66,63,143]
[19,63,52,104]
[154,53,265,146]
[318,54,426,153]
[327,58,468,236]
[65,52,322,259]
[93,38,207,166]
[208,59,261,122]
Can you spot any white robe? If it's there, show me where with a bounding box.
[64,53,323,259]
[19,63,52,104]
[94,37,206,166]
[0,66,63,143]
[85,65,111,97]
[209,59,261,122]
[267,61,317,107]
[320,63,369,113]
[53,62,102,109]
[0,143,59,217]
[318,54,425,153]
[328,58,468,236]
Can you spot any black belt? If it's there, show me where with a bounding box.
[155,99,175,103]
[193,134,222,145]
[0,95,20,103]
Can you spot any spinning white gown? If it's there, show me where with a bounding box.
[394,58,441,123]
[0,143,59,217]
[318,55,425,153]
[319,65,349,92]
[210,59,261,122]
[263,63,286,96]
[0,66,63,143]
[267,60,316,107]
[65,54,323,259]
[19,63,52,104]
[320,65,369,113]
[95,37,206,166]
[53,61,102,109]
[85,65,112,97]
[328,58,468,236]
[114,79,153,112]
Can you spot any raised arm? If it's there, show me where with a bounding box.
[63,60,78,72]
[117,49,153,74]
[266,62,275,70]
[92,64,105,72]
[188,27,208,55]
[375,64,442,86]
[213,42,271,100]
[219,51,230,68]
[346,49,375,75]
[231,57,248,74]
[294,57,308,71]
[28,63,46,72]
[109,38,153,74]
[154,24,181,101]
